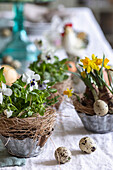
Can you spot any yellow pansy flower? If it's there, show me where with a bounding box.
[81,71,86,78]
[104,58,110,69]
[63,88,73,98]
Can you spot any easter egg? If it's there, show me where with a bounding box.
[55,147,71,164]
[1,65,19,86]
[79,137,97,154]
[66,61,77,72]
[94,100,108,116]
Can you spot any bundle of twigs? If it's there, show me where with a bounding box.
[0,107,56,146]
[52,76,72,109]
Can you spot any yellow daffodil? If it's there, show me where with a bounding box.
[80,57,92,73]
[80,55,103,73]
[63,88,73,98]
[80,57,98,73]
[80,57,90,66]
[81,71,86,78]
[92,54,96,60]
[104,58,110,69]
[95,59,102,65]
[91,54,102,66]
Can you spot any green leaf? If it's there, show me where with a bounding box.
[47,82,55,86]
[38,105,45,116]
[98,75,113,94]
[49,88,57,93]
[67,71,81,79]
[63,75,69,80]
[7,103,18,111]
[100,54,105,79]
[0,68,6,83]
[60,59,68,65]
[14,76,26,87]
[43,91,50,97]
[14,88,21,97]
[26,92,37,102]
[28,110,33,117]
[42,63,46,72]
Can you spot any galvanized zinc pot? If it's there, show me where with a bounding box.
[0,135,48,158]
[0,107,56,158]
[78,112,113,134]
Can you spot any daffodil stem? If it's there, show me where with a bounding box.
[91,89,98,101]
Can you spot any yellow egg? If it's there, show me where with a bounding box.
[1,65,19,86]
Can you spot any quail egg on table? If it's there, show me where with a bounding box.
[55,147,71,164]
[2,56,13,64]
[2,28,12,37]
[93,100,108,116]
[11,60,22,69]
[79,137,97,154]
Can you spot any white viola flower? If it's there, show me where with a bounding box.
[0,83,12,104]
[4,109,13,118]
[30,79,38,91]
[22,70,40,91]
[41,49,55,64]
[22,70,40,84]
[38,80,50,90]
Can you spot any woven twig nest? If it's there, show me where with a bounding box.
[71,94,95,116]
[52,76,72,109]
[0,107,56,157]
[0,107,56,139]
[71,91,113,133]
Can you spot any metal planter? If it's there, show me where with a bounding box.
[78,112,113,133]
[0,135,47,158]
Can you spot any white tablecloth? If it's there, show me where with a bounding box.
[1,7,113,170]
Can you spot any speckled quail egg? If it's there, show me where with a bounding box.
[55,147,71,164]
[93,100,108,116]
[2,56,13,64]
[11,60,21,69]
[79,137,97,154]
[2,28,12,37]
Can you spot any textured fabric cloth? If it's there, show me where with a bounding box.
[0,140,26,167]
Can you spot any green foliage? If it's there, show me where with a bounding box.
[29,56,69,83]
[0,68,6,84]
[0,69,58,118]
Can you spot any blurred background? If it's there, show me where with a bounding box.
[0,0,113,47]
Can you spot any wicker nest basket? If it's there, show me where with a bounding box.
[51,76,72,109]
[0,107,56,157]
[71,96,113,133]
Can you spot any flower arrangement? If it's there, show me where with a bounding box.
[0,68,58,157]
[0,68,58,117]
[29,50,69,83]
[64,54,113,133]
[29,49,72,109]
